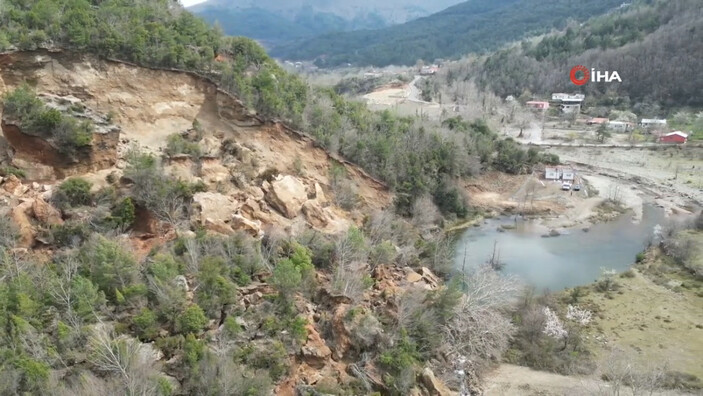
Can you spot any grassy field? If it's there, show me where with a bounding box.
[563,231,703,387]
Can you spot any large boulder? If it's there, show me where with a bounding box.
[11,200,36,248]
[300,323,332,368]
[3,175,27,196]
[193,192,239,224]
[302,200,329,228]
[265,175,308,219]
[231,214,263,238]
[421,367,456,396]
[199,158,230,185]
[32,198,63,226]
[204,218,235,236]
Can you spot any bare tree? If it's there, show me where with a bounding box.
[442,265,521,367]
[88,323,160,396]
[411,194,441,230]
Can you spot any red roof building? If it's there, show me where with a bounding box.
[526,101,550,110]
[660,131,688,144]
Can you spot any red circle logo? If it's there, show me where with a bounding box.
[570,65,590,85]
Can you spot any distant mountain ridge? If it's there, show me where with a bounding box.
[189,0,464,46]
[269,0,626,67]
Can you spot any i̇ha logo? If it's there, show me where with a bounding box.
[570,65,621,85]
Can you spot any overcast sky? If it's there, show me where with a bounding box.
[180,0,206,7]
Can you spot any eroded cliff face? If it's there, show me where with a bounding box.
[0,50,389,211]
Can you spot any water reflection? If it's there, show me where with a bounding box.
[454,205,674,291]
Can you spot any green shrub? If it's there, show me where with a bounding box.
[79,235,140,302]
[50,222,90,247]
[635,252,646,263]
[165,133,202,157]
[183,333,205,367]
[0,166,26,178]
[133,308,159,341]
[272,243,314,297]
[2,86,92,154]
[177,305,209,334]
[111,197,136,229]
[196,256,237,317]
[56,178,92,207]
[247,341,289,381]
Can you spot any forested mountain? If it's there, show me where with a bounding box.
[429,0,703,108]
[190,0,463,46]
[270,0,626,67]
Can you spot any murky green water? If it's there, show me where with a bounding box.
[454,205,673,291]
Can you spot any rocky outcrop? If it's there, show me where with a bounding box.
[1,103,120,181]
[302,200,329,228]
[231,214,263,238]
[300,324,332,368]
[3,175,26,195]
[199,158,230,185]
[192,192,240,223]
[421,367,456,396]
[204,218,235,236]
[32,197,63,226]
[11,200,35,248]
[264,175,308,219]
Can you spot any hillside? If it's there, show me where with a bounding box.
[190,0,463,46]
[0,0,307,124]
[0,1,555,395]
[270,0,625,67]
[429,0,703,108]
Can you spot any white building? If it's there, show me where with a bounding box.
[640,118,667,128]
[545,167,576,181]
[608,120,633,132]
[551,93,585,102]
[560,104,581,114]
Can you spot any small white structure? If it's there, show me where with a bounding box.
[608,120,633,132]
[640,118,667,128]
[562,169,575,181]
[545,166,576,181]
[552,93,585,102]
[560,104,581,114]
[545,167,559,180]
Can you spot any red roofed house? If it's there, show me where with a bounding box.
[660,131,688,144]
[587,117,609,125]
[526,101,550,110]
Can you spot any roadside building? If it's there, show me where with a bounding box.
[551,93,585,102]
[659,131,688,144]
[526,101,550,110]
[561,168,575,181]
[560,104,581,114]
[587,117,609,125]
[607,120,633,132]
[545,166,576,181]
[640,118,667,128]
[551,93,584,114]
[420,65,440,75]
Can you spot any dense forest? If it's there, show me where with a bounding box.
[437,0,703,108]
[193,6,389,45]
[270,0,625,67]
[189,0,465,45]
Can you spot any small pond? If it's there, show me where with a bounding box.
[453,205,674,291]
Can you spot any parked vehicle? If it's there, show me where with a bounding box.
[572,184,581,191]
[561,182,571,191]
